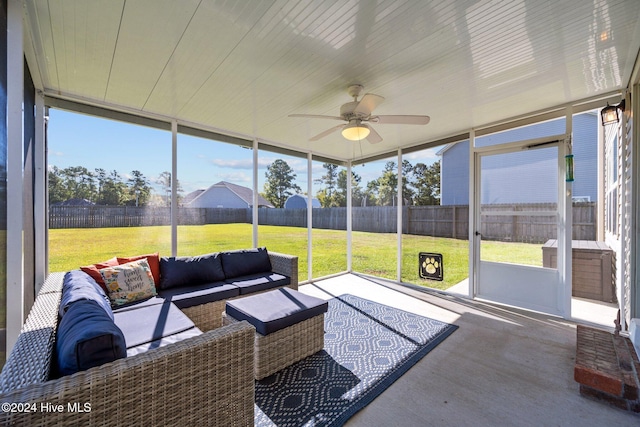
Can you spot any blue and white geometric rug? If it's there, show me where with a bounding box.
[255,294,458,426]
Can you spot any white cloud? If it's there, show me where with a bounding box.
[217,171,251,184]
[210,156,311,171]
[210,158,253,169]
[403,148,440,164]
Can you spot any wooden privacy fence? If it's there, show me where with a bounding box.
[49,202,596,243]
[49,205,246,228]
[475,202,596,243]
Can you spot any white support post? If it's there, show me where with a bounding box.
[597,111,605,242]
[347,161,352,272]
[6,0,25,356]
[253,139,259,248]
[631,84,639,322]
[34,92,47,293]
[624,84,640,325]
[468,129,477,298]
[619,91,629,327]
[171,121,178,257]
[307,153,313,282]
[397,149,402,283]
[559,108,573,318]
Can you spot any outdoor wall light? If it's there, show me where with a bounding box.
[342,120,370,141]
[601,99,625,126]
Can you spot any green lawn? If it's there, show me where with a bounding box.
[48,224,543,291]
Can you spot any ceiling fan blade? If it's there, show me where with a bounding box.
[309,124,344,141]
[372,115,430,125]
[354,93,385,115]
[365,126,383,144]
[289,114,344,121]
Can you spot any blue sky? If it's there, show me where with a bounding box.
[48,109,440,197]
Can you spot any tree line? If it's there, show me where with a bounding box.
[262,160,440,208]
[50,158,439,208]
[48,166,180,206]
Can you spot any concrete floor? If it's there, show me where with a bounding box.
[299,274,639,427]
[446,278,620,331]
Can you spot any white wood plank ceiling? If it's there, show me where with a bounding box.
[22,0,640,161]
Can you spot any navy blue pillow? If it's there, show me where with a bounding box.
[159,252,225,289]
[221,247,272,279]
[59,270,114,320]
[56,299,126,376]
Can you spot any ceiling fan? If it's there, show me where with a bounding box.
[289,84,430,144]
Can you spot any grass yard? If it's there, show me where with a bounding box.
[48,224,544,291]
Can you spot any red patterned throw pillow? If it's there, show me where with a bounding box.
[80,257,119,293]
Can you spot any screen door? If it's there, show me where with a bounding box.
[474,142,562,315]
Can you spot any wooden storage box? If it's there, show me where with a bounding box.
[542,240,616,302]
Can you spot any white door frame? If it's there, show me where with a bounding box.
[468,131,572,317]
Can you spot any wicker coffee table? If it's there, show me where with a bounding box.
[223,288,328,380]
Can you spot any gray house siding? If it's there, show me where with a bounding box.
[571,114,598,201]
[441,140,470,205]
[440,113,597,205]
[481,153,557,204]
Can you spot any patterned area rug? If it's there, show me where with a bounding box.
[254,294,458,426]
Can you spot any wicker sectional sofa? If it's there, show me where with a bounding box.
[0,249,298,426]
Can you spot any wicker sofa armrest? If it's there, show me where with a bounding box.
[0,273,64,393]
[0,321,256,427]
[268,251,298,290]
[37,271,66,294]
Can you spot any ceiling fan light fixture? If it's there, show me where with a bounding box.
[342,121,370,141]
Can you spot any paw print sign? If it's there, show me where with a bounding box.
[419,252,443,281]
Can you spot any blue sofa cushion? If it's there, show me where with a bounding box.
[221,247,272,279]
[226,272,290,295]
[125,327,202,357]
[158,282,239,309]
[225,288,328,336]
[159,252,225,289]
[110,295,166,312]
[113,301,196,348]
[56,299,126,376]
[59,270,114,320]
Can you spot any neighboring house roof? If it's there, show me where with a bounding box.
[182,189,205,204]
[435,141,462,156]
[284,194,320,209]
[186,181,274,208]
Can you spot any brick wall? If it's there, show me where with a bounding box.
[575,325,640,412]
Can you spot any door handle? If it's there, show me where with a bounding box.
[475,231,482,237]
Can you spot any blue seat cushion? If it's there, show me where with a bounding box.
[226,272,290,295]
[125,327,202,357]
[111,295,166,313]
[59,270,114,320]
[113,301,196,348]
[56,299,126,376]
[159,252,225,289]
[225,288,328,336]
[158,282,239,309]
[221,247,272,279]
